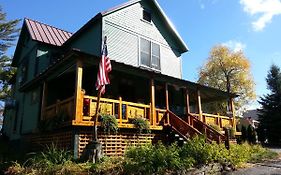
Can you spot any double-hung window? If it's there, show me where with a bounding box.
[140,38,160,70]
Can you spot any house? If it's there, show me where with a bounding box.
[238,109,259,129]
[3,0,237,157]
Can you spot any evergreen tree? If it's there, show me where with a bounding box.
[0,6,20,104]
[258,64,281,145]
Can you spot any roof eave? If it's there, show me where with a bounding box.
[152,0,189,53]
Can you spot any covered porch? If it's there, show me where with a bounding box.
[31,50,237,133]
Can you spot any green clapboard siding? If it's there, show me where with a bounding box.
[70,20,102,56]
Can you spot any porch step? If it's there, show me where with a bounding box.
[163,110,225,144]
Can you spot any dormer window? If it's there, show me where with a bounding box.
[143,9,152,22]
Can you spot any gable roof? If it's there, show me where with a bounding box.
[24,18,73,46]
[12,19,73,66]
[64,0,188,53]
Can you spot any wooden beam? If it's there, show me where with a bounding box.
[185,88,190,124]
[165,83,170,124]
[165,83,169,111]
[185,88,190,115]
[150,79,156,126]
[40,82,47,120]
[230,98,236,133]
[119,97,122,125]
[74,59,83,122]
[197,89,203,121]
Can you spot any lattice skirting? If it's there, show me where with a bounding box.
[25,131,73,152]
[78,131,164,157]
[24,129,166,158]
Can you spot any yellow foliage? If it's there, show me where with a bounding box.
[198,45,256,111]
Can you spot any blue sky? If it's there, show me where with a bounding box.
[2,0,281,109]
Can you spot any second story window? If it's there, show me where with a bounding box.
[19,59,28,85]
[143,9,152,22]
[140,38,160,70]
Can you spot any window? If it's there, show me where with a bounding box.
[30,89,39,104]
[143,9,152,22]
[140,38,160,70]
[19,59,28,85]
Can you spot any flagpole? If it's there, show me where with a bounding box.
[93,89,102,141]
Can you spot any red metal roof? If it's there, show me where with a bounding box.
[25,18,72,46]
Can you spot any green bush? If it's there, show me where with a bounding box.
[131,117,151,134]
[124,143,194,174]
[100,114,119,134]
[91,156,124,174]
[4,137,278,174]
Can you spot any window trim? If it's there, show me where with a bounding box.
[139,37,161,71]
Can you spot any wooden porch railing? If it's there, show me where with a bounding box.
[82,95,166,129]
[43,97,74,121]
[42,95,234,135]
[187,113,225,143]
[165,110,201,140]
[190,113,234,129]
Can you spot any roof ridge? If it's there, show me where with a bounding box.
[24,17,73,34]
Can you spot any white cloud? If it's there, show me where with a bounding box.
[240,0,281,31]
[222,40,246,52]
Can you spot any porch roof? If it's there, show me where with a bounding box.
[20,49,237,102]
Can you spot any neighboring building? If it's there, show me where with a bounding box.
[3,0,237,157]
[241,109,259,128]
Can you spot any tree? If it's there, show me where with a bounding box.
[258,64,281,145]
[198,45,256,114]
[0,6,20,105]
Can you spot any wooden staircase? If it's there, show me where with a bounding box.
[163,110,225,144]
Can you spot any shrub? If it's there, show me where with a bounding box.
[180,136,213,165]
[124,143,194,174]
[100,114,118,134]
[131,117,151,134]
[91,156,124,174]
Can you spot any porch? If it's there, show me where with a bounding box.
[32,51,238,140]
[42,94,235,132]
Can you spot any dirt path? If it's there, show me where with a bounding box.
[227,149,281,175]
[227,160,281,175]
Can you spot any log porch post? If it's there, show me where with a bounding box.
[185,88,190,124]
[74,59,83,122]
[119,97,122,125]
[40,81,47,120]
[150,79,156,126]
[197,89,203,121]
[185,88,190,114]
[230,98,236,133]
[165,83,170,124]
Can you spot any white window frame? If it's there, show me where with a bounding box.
[139,37,161,71]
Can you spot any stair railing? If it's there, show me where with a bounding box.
[187,113,225,143]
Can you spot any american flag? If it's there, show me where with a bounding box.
[95,37,112,94]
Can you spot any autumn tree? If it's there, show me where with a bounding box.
[0,6,20,104]
[258,64,281,144]
[198,45,256,114]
